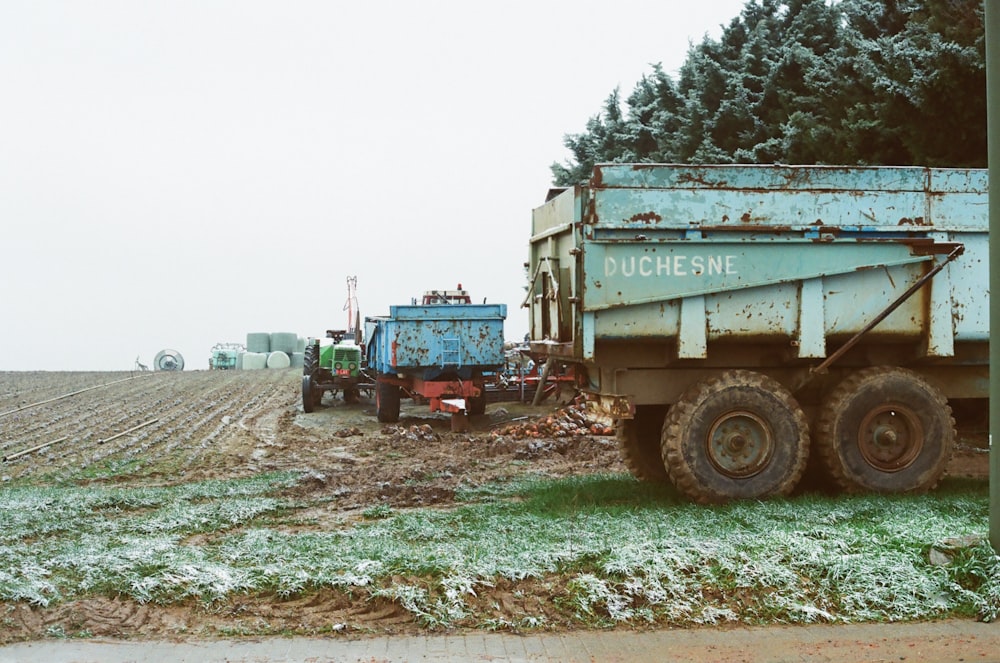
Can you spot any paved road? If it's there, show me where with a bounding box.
[2,619,999,662]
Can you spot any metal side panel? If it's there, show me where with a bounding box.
[678,295,707,359]
[369,305,507,375]
[822,265,928,338]
[593,164,933,193]
[582,239,932,313]
[797,278,826,359]
[926,233,956,357]
[949,232,990,341]
[590,187,928,231]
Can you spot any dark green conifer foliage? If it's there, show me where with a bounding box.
[551,0,985,185]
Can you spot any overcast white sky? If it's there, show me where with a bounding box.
[1,0,747,371]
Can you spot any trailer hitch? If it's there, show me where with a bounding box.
[806,241,965,380]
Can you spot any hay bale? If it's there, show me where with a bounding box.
[266,351,291,369]
[270,332,298,355]
[242,352,268,370]
[289,352,305,368]
[246,333,270,354]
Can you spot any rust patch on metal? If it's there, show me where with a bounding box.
[590,166,604,188]
[898,217,929,226]
[740,212,752,223]
[699,224,795,235]
[675,172,729,188]
[628,211,662,224]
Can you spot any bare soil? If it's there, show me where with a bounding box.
[0,369,989,643]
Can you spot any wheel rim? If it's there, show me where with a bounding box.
[706,410,775,478]
[858,405,923,472]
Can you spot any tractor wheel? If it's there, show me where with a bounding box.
[302,374,316,413]
[662,370,809,504]
[303,343,319,376]
[467,396,486,416]
[616,406,669,482]
[814,367,954,494]
[376,381,401,423]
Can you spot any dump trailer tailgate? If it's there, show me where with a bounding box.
[367,303,507,379]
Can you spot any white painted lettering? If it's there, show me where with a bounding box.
[605,254,737,278]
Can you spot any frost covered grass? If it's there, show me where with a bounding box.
[2,472,998,629]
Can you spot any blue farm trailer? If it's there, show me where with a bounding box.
[526,164,988,503]
[366,290,507,425]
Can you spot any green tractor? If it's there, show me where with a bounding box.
[302,329,365,412]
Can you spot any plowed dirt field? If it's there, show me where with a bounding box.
[0,369,619,508]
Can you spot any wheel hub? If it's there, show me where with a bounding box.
[706,410,774,478]
[858,406,923,472]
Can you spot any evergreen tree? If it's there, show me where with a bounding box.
[551,0,985,185]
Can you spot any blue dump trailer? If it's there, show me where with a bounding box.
[366,296,507,425]
[527,164,988,503]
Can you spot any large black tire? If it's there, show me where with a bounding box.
[303,343,319,376]
[616,406,669,482]
[376,381,401,423]
[302,374,315,413]
[814,367,954,494]
[662,370,810,504]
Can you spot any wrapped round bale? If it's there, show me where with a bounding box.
[242,352,268,370]
[266,351,291,369]
[270,332,298,355]
[289,352,305,368]
[296,336,307,353]
[236,352,245,370]
[246,333,270,354]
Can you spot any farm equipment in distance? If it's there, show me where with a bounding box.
[366,286,507,430]
[301,276,373,413]
[484,347,578,405]
[209,342,243,370]
[301,329,368,412]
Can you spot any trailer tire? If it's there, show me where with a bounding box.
[376,381,401,423]
[815,367,954,494]
[617,406,669,482]
[662,370,809,504]
[467,396,486,416]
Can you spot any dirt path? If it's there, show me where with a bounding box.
[4,618,1000,662]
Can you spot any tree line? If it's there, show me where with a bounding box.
[552,0,985,185]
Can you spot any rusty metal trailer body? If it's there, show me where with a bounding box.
[527,164,988,502]
[365,302,507,424]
